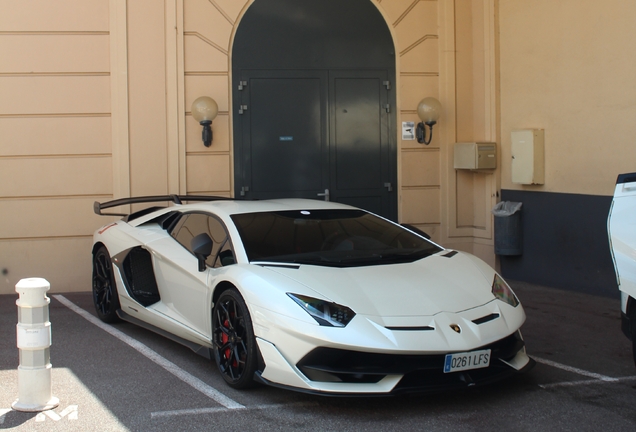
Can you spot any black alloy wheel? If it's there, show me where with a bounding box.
[92,246,121,323]
[212,288,257,389]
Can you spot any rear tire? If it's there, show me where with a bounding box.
[92,245,121,323]
[212,288,257,389]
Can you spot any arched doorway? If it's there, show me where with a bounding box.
[232,0,397,220]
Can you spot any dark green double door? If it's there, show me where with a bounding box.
[234,69,396,220]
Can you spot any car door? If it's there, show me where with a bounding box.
[149,212,233,337]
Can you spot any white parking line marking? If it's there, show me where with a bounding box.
[532,356,619,382]
[539,375,636,389]
[53,295,245,410]
[152,407,230,418]
[151,402,318,419]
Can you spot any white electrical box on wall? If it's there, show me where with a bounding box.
[511,129,544,184]
[453,142,497,170]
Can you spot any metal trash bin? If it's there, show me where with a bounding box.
[492,201,522,255]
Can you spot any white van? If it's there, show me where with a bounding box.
[607,172,636,366]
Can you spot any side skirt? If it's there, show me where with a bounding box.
[116,309,212,360]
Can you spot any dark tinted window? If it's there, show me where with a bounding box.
[231,210,442,267]
[171,213,234,268]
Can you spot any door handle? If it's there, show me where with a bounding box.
[317,189,330,201]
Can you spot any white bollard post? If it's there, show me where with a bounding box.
[12,278,59,412]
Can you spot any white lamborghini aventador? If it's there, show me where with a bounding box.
[92,195,533,395]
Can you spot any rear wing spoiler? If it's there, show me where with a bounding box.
[616,172,636,185]
[93,195,231,217]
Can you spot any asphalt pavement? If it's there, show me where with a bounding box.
[1,280,635,431]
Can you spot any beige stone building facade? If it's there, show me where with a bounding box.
[1,0,634,295]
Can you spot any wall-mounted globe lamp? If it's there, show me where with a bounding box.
[416,97,442,145]
[191,96,219,147]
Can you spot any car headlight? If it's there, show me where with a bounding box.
[287,293,355,327]
[492,274,519,307]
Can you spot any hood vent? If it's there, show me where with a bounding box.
[256,263,300,269]
[472,313,500,325]
[385,326,435,331]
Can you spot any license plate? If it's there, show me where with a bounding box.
[443,349,491,373]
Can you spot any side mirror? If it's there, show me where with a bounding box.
[191,233,213,272]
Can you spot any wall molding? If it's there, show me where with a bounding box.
[184,71,228,76]
[0,31,109,36]
[207,0,235,25]
[400,72,439,77]
[184,32,229,55]
[0,154,110,160]
[166,0,186,195]
[0,113,110,118]
[400,34,438,56]
[0,72,109,77]
[109,0,130,203]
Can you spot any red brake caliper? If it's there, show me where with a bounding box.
[230,313,238,368]
[222,318,230,362]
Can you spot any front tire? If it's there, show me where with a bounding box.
[92,245,121,323]
[212,288,257,389]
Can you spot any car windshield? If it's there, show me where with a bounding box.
[231,209,443,267]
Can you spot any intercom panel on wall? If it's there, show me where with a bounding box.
[454,142,497,170]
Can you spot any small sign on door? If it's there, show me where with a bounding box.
[402,122,415,140]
